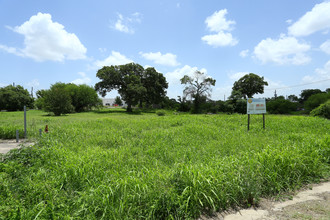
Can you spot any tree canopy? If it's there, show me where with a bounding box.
[180,71,216,113]
[231,73,268,99]
[37,83,101,116]
[95,63,168,112]
[0,85,34,111]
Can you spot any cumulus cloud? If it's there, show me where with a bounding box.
[140,52,180,66]
[113,13,142,34]
[71,72,91,85]
[202,32,238,47]
[165,65,207,85]
[0,13,87,62]
[302,60,330,90]
[201,9,238,47]
[253,34,311,65]
[288,1,330,37]
[239,49,249,58]
[93,51,133,68]
[320,40,330,54]
[228,72,248,81]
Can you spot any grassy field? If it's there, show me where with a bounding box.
[0,109,329,219]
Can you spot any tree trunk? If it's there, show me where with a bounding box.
[127,103,132,112]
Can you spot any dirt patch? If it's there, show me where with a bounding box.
[199,181,330,220]
[0,139,34,154]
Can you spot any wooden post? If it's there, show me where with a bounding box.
[247,114,250,131]
[263,114,265,129]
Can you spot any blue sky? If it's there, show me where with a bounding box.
[1,0,330,100]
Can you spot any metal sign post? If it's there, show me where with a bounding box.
[24,106,27,138]
[247,98,266,131]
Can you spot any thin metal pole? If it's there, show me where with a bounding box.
[248,114,250,131]
[16,130,19,142]
[24,106,27,138]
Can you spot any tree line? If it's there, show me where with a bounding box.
[1,62,329,118]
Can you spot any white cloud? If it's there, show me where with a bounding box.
[229,72,248,81]
[93,51,133,68]
[202,32,238,47]
[302,60,330,90]
[113,13,142,34]
[286,19,293,25]
[320,40,330,54]
[140,52,180,66]
[26,79,40,87]
[239,49,249,58]
[288,1,330,37]
[98,48,107,53]
[71,72,91,85]
[0,44,24,57]
[205,9,235,32]
[201,9,238,47]
[165,65,207,85]
[253,34,311,65]
[1,13,87,62]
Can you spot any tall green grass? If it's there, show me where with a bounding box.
[0,110,329,219]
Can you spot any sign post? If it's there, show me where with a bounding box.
[247,98,266,131]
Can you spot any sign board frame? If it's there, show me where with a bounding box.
[246,98,266,131]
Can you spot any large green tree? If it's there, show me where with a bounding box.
[142,67,168,107]
[0,85,34,111]
[180,71,216,113]
[231,73,268,99]
[95,63,168,112]
[43,83,73,116]
[66,84,101,112]
[299,89,322,103]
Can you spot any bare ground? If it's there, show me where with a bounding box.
[200,181,330,220]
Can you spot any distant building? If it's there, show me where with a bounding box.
[102,98,126,107]
[102,98,115,106]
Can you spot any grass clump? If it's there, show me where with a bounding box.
[156,110,166,116]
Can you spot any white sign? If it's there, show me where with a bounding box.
[247,98,266,114]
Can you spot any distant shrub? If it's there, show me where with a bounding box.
[267,99,297,114]
[156,110,166,116]
[310,100,330,119]
[304,93,330,113]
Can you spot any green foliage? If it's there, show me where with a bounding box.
[114,96,123,106]
[43,83,74,116]
[66,84,102,112]
[142,67,168,107]
[310,100,330,119]
[231,73,268,99]
[0,85,34,111]
[95,63,168,112]
[0,111,329,219]
[304,92,330,113]
[300,89,322,103]
[38,83,101,115]
[267,99,298,114]
[180,71,216,114]
[0,126,24,139]
[156,110,166,116]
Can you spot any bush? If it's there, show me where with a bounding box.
[156,110,166,116]
[304,93,330,113]
[310,100,330,119]
[0,85,34,111]
[267,99,297,114]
